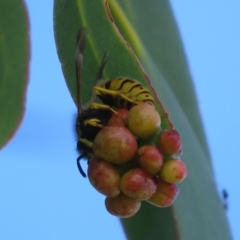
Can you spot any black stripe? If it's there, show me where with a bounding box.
[117,79,135,91]
[105,80,111,89]
[135,91,151,97]
[128,84,143,93]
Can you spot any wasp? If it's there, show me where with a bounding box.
[75,27,155,177]
[75,28,112,177]
[90,56,154,110]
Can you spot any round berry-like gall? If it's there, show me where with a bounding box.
[128,103,161,139]
[158,130,182,155]
[137,145,164,175]
[160,159,187,183]
[147,180,179,207]
[108,108,129,127]
[105,193,141,218]
[93,126,137,164]
[120,168,157,200]
[87,158,120,197]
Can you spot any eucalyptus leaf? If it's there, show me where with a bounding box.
[0,0,30,148]
[54,1,232,239]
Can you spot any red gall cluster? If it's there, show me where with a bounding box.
[87,102,187,218]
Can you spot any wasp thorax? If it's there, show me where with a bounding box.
[87,158,120,197]
[127,103,161,139]
[105,192,141,218]
[92,126,137,164]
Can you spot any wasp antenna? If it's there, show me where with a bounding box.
[95,52,109,83]
[77,154,87,178]
[89,52,109,103]
[76,27,89,116]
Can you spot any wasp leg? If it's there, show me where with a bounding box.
[79,138,93,148]
[83,118,105,128]
[90,102,118,114]
[89,53,109,103]
[77,154,87,178]
[95,52,109,82]
[77,139,93,177]
[93,86,137,104]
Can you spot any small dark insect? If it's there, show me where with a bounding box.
[222,189,229,210]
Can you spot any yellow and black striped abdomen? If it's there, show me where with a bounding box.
[95,78,154,109]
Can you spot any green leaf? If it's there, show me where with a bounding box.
[54,0,232,239]
[0,0,30,149]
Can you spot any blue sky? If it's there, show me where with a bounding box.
[0,1,239,239]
